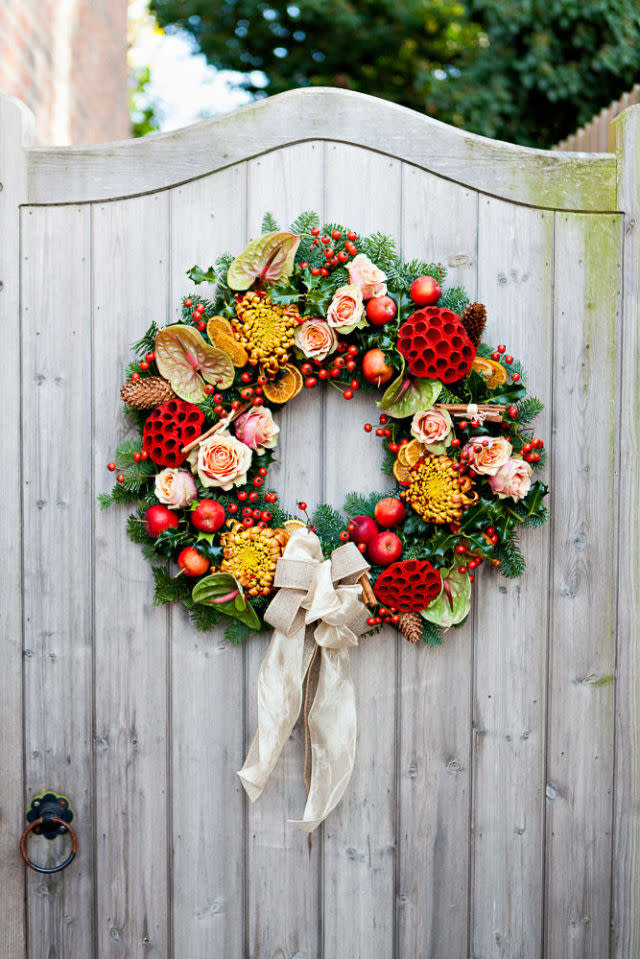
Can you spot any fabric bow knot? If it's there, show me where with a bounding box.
[238,526,371,831]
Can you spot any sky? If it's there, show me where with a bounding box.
[128,0,265,132]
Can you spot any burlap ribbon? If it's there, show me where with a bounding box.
[238,526,371,831]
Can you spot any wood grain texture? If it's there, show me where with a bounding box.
[244,142,324,959]
[322,143,400,959]
[92,194,171,956]
[169,168,247,959]
[473,199,554,959]
[609,105,640,959]
[24,89,617,212]
[396,167,477,959]
[545,212,621,959]
[0,94,32,959]
[21,204,94,957]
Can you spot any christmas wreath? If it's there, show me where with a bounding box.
[101,210,549,648]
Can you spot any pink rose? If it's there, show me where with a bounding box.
[294,317,338,361]
[234,406,280,456]
[326,284,364,334]
[411,408,452,449]
[188,431,252,491]
[489,457,533,501]
[348,253,387,299]
[463,436,513,476]
[154,468,197,509]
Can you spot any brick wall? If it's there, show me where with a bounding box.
[0,0,130,145]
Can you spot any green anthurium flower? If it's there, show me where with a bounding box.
[421,566,471,630]
[192,572,261,630]
[378,357,442,418]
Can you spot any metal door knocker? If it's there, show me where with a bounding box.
[20,792,77,873]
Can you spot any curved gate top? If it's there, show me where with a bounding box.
[1,87,638,959]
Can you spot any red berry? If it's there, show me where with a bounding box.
[331,229,342,239]
[318,369,329,380]
[311,267,321,276]
[145,352,155,362]
[237,491,248,502]
[298,501,307,511]
[252,476,263,487]
[261,511,272,523]
[455,544,466,554]
[388,442,400,453]
[320,267,329,277]
[497,344,506,354]
[131,372,140,382]
[343,389,354,400]
[366,617,377,627]
[107,462,117,471]
[383,427,392,437]
[184,299,193,307]
[228,503,238,514]
[364,423,372,432]
[491,352,500,361]
[534,438,544,449]
[116,473,125,483]
[334,356,346,369]
[376,428,385,437]
[252,397,264,406]
[242,506,252,517]
[310,227,320,236]
[507,405,518,419]
[242,517,254,528]
[450,437,461,448]
[249,491,259,503]
[345,240,357,255]
[214,405,225,417]
[321,235,330,244]
[139,360,150,371]
[346,360,356,372]
[301,363,313,376]
[251,508,262,520]
[505,355,513,364]
[330,256,339,267]
[530,452,540,463]
[339,531,349,542]
[512,372,520,383]
[458,566,467,574]
[337,251,349,263]
[133,451,141,462]
[459,420,469,430]
[197,321,205,331]
[351,379,359,390]
[299,261,309,269]
[469,574,475,582]
[358,543,367,554]
[305,377,317,388]
[258,466,268,477]
[240,387,254,399]
[141,450,149,460]
[347,231,357,240]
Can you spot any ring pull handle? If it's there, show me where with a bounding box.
[20,792,77,874]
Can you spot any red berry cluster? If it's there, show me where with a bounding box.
[302,228,359,277]
[184,298,207,332]
[225,488,279,529]
[521,437,544,463]
[302,342,360,399]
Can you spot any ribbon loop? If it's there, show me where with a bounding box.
[238,527,370,831]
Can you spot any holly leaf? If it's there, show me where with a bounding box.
[192,572,262,630]
[421,567,471,629]
[155,324,235,402]
[379,365,442,418]
[227,232,300,290]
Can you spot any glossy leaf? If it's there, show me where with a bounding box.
[421,567,471,629]
[155,324,234,402]
[378,364,442,419]
[192,572,262,630]
[227,231,300,290]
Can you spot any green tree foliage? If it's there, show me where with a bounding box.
[150,0,640,146]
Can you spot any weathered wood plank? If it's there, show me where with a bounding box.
[25,89,617,212]
[609,105,640,959]
[322,143,400,958]
[92,194,170,956]
[21,204,94,956]
[545,211,621,958]
[473,199,554,958]
[0,94,32,959]
[397,166,477,959]
[168,167,247,959]
[244,142,324,959]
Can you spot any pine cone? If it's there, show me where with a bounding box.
[461,302,487,349]
[398,610,423,644]
[120,376,175,410]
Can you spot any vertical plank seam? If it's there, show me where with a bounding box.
[540,209,557,959]
[242,159,250,959]
[166,189,175,959]
[89,202,99,959]
[608,213,625,959]
[19,204,29,959]
[318,140,328,959]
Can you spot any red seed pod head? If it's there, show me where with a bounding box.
[397,307,475,383]
[142,399,204,467]
[373,559,441,612]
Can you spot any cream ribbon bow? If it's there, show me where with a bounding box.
[238,526,371,831]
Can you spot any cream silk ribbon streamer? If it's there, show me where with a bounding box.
[238,526,371,832]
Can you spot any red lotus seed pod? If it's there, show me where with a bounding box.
[373,559,442,612]
[397,307,475,383]
[142,398,204,467]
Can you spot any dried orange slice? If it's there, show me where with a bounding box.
[261,364,303,404]
[399,439,426,467]
[207,316,248,367]
[471,356,507,389]
[393,458,412,484]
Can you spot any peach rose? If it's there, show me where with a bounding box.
[411,408,453,450]
[234,406,280,456]
[188,431,252,491]
[348,253,387,299]
[488,457,533,501]
[463,436,513,476]
[326,284,364,334]
[154,468,197,509]
[294,317,338,361]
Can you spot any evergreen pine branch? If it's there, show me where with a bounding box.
[516,396,544,425]
[261,211,280,233]
[439,385,463,404]
[152,566,192,605]
[224,618,263,645]
[97,492,115,510]
[187,601,222,632]
[126,512,151,545]
[381,446,395,476]
[439,286,469,315]
[421,619,443,647]
[360,232,398,273]
[475,342,493,359]
[312,503,345,557]
[495,531,526,578]
[342,489,396,517]
[289,210,321,235]
[131,322,159,358]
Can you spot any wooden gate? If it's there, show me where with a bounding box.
[1,88,638,959]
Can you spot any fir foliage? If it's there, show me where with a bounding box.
[132,322,159,358]
[495,531,526,578]
[261,211,280,233]
[516,396,544,425]
[439,286,469,316]
[290,210,321,236]
[152,566,193,605]
[312,504,345,557]
[421,619,443,647]
[343,489,396,517]
[386,258,446,295]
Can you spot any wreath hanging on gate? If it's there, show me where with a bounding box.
[101,210,549,648]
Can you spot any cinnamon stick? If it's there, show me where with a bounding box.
[181,401,252,455]
[358,572,377,609]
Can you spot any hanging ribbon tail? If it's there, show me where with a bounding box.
[237,527,370,831]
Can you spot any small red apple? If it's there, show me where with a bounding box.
[365,295,397,326]
[349,515,379,546]
[410,275,441,306]
[367,531,403,565]
[374,497,407,528]
[145,504,179,538]
[177,546,211,577]
[361,348,394,387]
[191,499,226,533]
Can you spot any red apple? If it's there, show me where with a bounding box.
[374,497,407,528]
[410,275,441,306]
[191,499,226,533]
[367,531,403,565]
[361,348,394,387]
[365,295,397,326]
[178,546,211,577]
[349,515,379,546]
[144,504,179,538]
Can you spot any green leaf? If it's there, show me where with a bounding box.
[227,232,300,290]
[379,366,442,418]
[192,572,262,630]
[422,567,471,629]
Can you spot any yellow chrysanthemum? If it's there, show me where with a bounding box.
[219,521,289,597]
[401,453,477,524]
[232,291,300,377]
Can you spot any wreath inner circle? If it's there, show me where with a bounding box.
[103,210,549,648]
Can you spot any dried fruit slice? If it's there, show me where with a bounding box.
[398,439,425,468]
[393,458,412,485]
[374,559,442,612]
[471,356,507,389]
[155,324,234,403]
[206,316,248,367]
[261,364,303,404]
[227,231,300,291]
